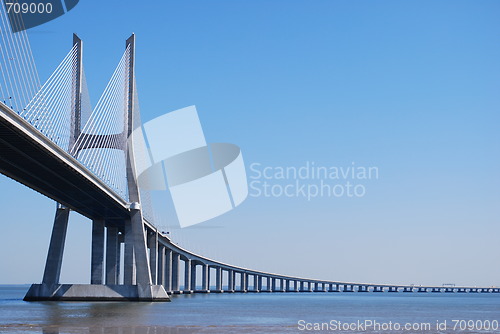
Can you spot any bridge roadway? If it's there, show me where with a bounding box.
[1,101,498,296]
[0,101,128,222]
[144,219,500,294]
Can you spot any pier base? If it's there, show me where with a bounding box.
[23,284,170,302]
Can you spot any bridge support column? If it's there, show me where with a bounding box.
[227,270,234,292]
[125,208,167,301]
[259,275,265,292]
[201,264,209,292]
[91,219,105,284]
[171,253,180,293]
[128,209,152,288]
[157,245,164,286]
[255,275,261,292]
[190,262,197,292]
[123,219,135,285]
[261,275,266,292]
[41,205,70,285]
[105,226,118,284]
[183,259,192,293]
[243,273,249,292]
[238,272,245,292]
[117,232,123,283]
[214,267,223,293]
[330,284,340,292]
[265,277,272,292]
[25,208,170,302]
[343,284,352,292]
[148,231,158,285]
[164,249,172,293]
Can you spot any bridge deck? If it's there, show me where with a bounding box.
[0,102,129,221]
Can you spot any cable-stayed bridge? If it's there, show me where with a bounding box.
[0,14,498,301]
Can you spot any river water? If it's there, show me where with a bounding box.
[0,285,499,333]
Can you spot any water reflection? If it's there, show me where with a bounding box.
[2,286,499,334]
[41,302,147,323]
[41,326,204,334]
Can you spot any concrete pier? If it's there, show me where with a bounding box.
[42,205,70,286]
[190,261,197,292]
[123,218,135,285]
[343,284,354,292]
[164,249,172,293]
[358,285,369,292]
[214,267,223,293]
[24,284,169,301]
[183,259,192,294]
[157,246,165,286]
[171,253,180,293]
[227,270,235,292]
[199,264,209,293]
[240,273,247,292]
[148,232,158,285]
[105,226,119,285]
[90,219,105,285]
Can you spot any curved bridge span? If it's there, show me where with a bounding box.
[148,221,499,295]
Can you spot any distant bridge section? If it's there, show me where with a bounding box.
[148,221,500,295]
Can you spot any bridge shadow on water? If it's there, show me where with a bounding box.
[41,327,203,334]
[37,302,200,334]
[14,296,296,334]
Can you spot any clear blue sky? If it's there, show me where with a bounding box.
[0,0,499,286]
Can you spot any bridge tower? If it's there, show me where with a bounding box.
[24,34,169,301]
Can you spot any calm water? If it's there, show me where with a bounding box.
[0,285,499,333]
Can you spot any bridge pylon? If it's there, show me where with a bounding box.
[24,34,170,302]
